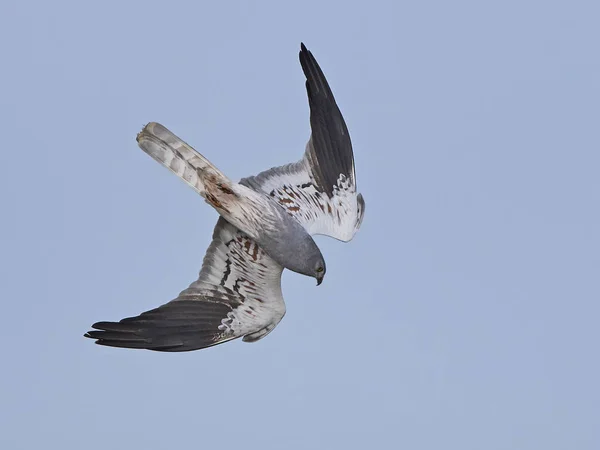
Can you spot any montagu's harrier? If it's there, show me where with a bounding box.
[85,44,365,351]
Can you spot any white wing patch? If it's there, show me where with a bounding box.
[188,218,286,342]
[241,158,364,242]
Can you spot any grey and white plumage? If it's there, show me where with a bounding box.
[136,122,326,280]
[85,43,365,351]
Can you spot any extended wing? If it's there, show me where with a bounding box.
[240,43,365,241]
[133,45,364,242]
[85,218,285,351]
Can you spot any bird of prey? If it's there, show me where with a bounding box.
[85,43,365,351]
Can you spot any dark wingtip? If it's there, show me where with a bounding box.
[91,321,115,330]
[300,42,308,52]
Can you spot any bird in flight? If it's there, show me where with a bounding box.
[85,43,365,351]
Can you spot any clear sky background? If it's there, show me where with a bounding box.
[2,1,599,449]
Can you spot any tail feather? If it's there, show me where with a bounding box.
[136,122,229,198]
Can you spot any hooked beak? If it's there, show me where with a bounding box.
[316,275,324,286]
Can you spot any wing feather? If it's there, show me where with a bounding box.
[299,42,355,194]
[85,218,285,352]
[240,43,364,241]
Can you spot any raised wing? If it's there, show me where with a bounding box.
[240,43,365,241]
[85,218,285,352]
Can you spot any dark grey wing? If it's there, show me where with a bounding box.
[241,43,365,242]
[85,218,285,352]
[300,42,355,196]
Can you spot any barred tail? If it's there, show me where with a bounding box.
[136,122,229,197]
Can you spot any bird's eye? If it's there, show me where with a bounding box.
[316,267,324,273]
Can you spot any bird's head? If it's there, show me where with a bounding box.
[314,257,326,286]
[280,235,327,286]
[299,240,326,286]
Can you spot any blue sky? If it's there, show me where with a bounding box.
[2,1,599,449]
